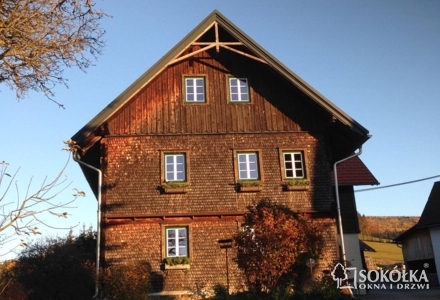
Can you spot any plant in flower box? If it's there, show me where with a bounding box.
[284,179,310,191]
[238,180,263,192]
[161,182,189,194]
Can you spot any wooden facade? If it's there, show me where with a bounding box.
[72,11,373,296]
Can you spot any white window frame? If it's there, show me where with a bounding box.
[237,152,259,180]
[185,77,205,103]
[164,153,186,182]
[229,77,250,102]
[165,227,188,257]
[283,151,305,179]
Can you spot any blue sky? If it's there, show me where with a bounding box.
[1,1,439,256]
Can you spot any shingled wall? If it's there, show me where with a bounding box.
[101,131,333,216]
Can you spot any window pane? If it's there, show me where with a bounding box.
[186,79,193,87]
[249,170,258,179]
[240,171,248,179]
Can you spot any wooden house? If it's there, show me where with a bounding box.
[71,10,374,297]
[395,181,440,286]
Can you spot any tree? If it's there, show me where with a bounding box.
[1,227,96,299]
[0,152,84,255]
[233,199,323,294]
[0,0,108,106]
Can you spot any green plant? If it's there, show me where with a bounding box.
[285,179,309,186]
[162,182,189,189]
[238,180,263,187]
[164,256,191,266]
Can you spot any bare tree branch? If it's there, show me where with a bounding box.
[0,150,85,251]
[0,0,109,105]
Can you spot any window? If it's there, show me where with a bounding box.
[237,152,260,180]
[185,77,205,102]
[164,153,186,182]
[282,151,305,179]
[229,78,249,102]
[166,227,188,257]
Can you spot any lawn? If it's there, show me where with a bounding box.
[362,241,404,268]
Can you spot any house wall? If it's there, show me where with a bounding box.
[103,214,339,294]
[105,48,330,136]
[342,233,367,296]
[97,39,344,295]
[429,226,440,285]
[101,133,333,215]
[402,229,434,262]
[100,132,339,293]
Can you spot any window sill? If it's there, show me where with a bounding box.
[239,186,263,192]
[164,264,190,270]
[284,185,309,191]
[163,187,188,194]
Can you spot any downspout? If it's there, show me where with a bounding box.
[72,154,102,299]
[333,146,363,264]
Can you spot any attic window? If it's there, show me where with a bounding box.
[185,77,205,103]
[229,78,249,102]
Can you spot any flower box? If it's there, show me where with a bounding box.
[164,264,190,270]
[163,187,188,194]
[239,186,263,192]
[285,185,309,191]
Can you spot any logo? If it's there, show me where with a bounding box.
[331,263,430,290]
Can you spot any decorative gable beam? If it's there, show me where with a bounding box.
[168,21,268,67]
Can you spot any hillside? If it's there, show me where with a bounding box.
[358,215,419,240]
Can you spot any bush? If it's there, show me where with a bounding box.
[99,261,151,300]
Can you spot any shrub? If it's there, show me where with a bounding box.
[99,261,151,300]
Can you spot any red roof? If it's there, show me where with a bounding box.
[331,156,379,186]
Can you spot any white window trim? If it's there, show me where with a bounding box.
[185,77,205,103]
[164,153,186,182]
[283,151,305,179]
[165,227,189,257]
[229,77,250,102]
[237,152,259,180]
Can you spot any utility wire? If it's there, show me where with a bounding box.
[354,174,440,193]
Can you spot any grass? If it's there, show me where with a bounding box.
[362,240,404,268]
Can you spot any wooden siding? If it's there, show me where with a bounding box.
[106,49,330,136]
[402,229,434,261]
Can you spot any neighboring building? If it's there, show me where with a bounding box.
[71,11,374,297]
[331,156,379,295]
[395,181,440,286]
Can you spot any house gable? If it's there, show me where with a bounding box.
[72,10,369,162]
